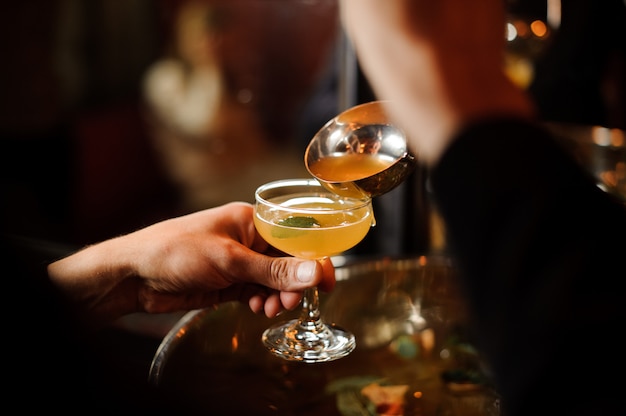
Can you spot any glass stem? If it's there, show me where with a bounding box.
[297,286,326,332]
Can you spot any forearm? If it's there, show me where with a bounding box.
[340,0,535,166]
[47,235,141,324]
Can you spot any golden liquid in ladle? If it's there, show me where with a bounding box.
[308,153,394,181]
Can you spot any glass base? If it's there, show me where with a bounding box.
[262,318,356,363]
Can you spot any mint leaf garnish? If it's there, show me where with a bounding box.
[278,216,319,228]
[271,216,320,238]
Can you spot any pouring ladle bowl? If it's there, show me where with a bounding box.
[304,101,417,199]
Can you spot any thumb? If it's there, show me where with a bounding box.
[266,258,325,291]
[231,248,336,292]
[289,258,335,292]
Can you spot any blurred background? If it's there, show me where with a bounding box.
[1,0,344,249]
[1,0,625,257]
[0,0,623,399]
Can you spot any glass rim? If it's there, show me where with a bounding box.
[254,178,372,213]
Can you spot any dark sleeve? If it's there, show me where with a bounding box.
[1,235,189,414]
[429,119,626,416]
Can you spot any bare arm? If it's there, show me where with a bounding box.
[48,202,335,324]
[339,0,535,165]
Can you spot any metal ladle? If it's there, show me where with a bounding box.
[305,100,417,198]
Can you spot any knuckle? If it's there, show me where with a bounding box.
[269,258,291,290]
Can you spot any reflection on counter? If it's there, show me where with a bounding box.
[149,256,501,415]
[547,123,626,203]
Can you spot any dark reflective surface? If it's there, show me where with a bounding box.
[150,256,501,415]
[547,123,626,203]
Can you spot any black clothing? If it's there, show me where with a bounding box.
[431,118,626,415]
[3,236,188,415]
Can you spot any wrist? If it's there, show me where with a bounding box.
[47,235,139,323]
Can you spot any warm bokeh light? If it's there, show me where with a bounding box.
[231,334,239,351]
[547,0,562,29]
[506,19,549,42]
[530,20,548,38]
[440,348,451,359]
[504,13,553,90]
[506,22,518,41]
[175,327,187,339]
[592,126,625,147]
[513,19,529,38]
[504,55,534,88]
[609,128,625,147]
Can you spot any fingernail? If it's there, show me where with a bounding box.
[297,261,316,283]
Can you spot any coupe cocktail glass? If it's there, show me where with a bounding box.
[254,178,375,362]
